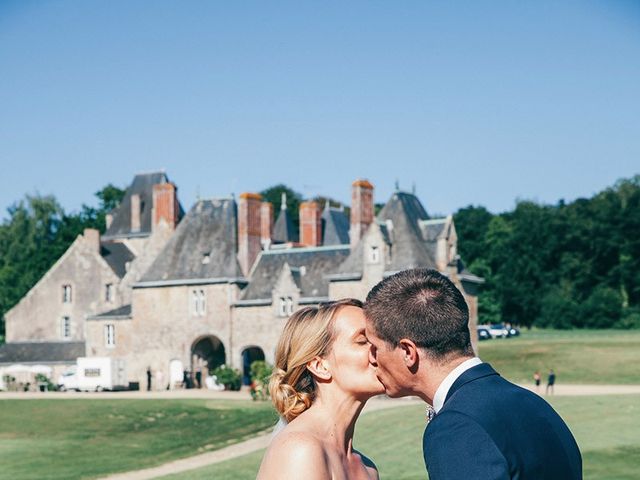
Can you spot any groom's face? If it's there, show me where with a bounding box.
[365,324,412,397]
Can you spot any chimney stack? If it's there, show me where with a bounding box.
[83,228,100,253]
[131,194,141,232]
[300,201,322,247]
[152,182,179,232]
[350,179,374,247]
[260,201,274,249]
[238,193,263,276]
[105,213,113,230]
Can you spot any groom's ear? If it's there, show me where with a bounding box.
[398,339,419,369]
[306,357,332,381]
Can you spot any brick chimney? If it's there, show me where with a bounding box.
[299,201,322,247]
[83,228,100,253]
[130,194,141,232]
[261,201,274,249]
[350,179,374,247]
[238,193,263,276]
[152,182,179,232]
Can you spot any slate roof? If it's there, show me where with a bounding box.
[87,304,132,320]
[100,242,135,278]
[336,191,437,276]
[419,218,448,242]
[103,172,185,240]
[322,206,350,246]
[0,342,85,364]
[273,206,297,244]
[137,198,243,285]
[239,246,350,301]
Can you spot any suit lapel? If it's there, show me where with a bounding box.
[444,363,500,404]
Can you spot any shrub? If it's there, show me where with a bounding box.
[249,361,272,401]
[211,365,242,391]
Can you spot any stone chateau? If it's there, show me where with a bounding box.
[0,172,482,388]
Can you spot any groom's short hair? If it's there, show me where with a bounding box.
[364,268,473,359]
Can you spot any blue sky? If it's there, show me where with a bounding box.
[1,1,639,219]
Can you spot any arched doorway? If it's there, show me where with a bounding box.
[242,346,265,385]
[191,336,226,389]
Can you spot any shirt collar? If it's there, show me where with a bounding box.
[432,357,482,413]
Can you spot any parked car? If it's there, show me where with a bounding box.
[477,327,492,341]
[507,325,520,337]
[489,324,509,338]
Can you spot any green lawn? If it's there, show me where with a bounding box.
[163,394,640,480]
[0,399,277,480]
[479,328,640,385]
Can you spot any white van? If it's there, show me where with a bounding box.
[58,357,127,391]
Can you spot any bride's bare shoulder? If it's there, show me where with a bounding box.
[258,430,329,479]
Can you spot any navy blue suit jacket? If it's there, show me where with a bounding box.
[422,363,582,479]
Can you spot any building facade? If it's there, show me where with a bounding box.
[0,174,482,389]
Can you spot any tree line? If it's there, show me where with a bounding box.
[1,176,639,341]
[455,176,640,329]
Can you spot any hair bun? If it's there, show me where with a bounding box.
[269,368,313,422]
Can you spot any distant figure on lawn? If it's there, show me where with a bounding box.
[534,370,541,392]
[364,269,582,480]
[146,367,152,391]
[547,369,556,395]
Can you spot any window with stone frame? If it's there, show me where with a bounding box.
[105,324,115,347]
[61,316,71,339]
[105,283,114,303]
[278,297,287,317]
[198,290,206,316]
[191,289,206,316]
[62,284,72,303]
[286,297,294,316]
[278,296,293,317]
[368,245,380,264]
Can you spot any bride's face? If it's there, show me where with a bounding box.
[325,306,385,398]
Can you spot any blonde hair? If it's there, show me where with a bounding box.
[269,298,363,422]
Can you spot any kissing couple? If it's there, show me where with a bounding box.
[257,268,582,480]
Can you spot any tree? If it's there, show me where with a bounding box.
[260,184,303,231]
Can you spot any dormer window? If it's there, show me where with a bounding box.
[62,285,72,303]
[278,297,294,317]
[368,245,380,264]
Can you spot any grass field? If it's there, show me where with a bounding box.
[0,399,277,480]
[479,329,640,385]
[163,394,640,480]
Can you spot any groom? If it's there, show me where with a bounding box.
[364,268,582,480]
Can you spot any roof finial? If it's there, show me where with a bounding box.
[412,182,416,195]
[281,192,287,210]
[395,179,400,191]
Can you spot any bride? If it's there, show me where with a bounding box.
[257,299,384,480]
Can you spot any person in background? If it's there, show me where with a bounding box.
[146,367,152,392]
[546,369,556,395]
[534,371,541,392]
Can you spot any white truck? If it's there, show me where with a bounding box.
[58,357,127,392]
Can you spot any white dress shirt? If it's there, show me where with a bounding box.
[432,357,483,413]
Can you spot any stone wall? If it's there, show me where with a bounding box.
[127,282,235,386]
[5,233,120,342]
